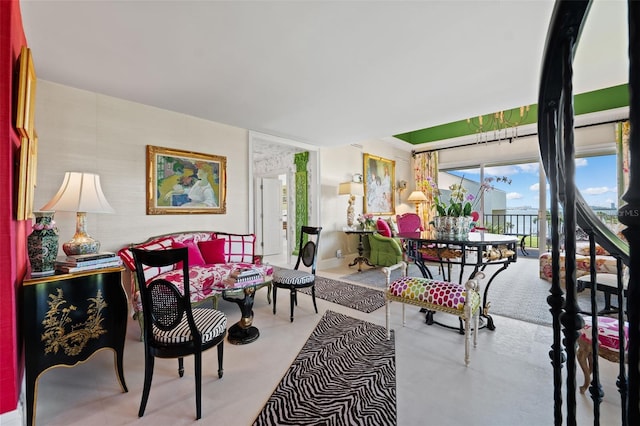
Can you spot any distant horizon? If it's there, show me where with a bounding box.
[448,154,618,210]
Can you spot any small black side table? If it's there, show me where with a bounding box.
[344,229,375,272]
[221,280,268,345]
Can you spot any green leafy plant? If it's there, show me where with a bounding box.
[426,175,511,217]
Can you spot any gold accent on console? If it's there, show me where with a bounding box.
[41,288,107,356]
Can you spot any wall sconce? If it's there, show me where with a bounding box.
[407,190,428,215]
[41,172,115,255]
[397,180,407,194]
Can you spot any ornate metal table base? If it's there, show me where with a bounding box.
[345,229,375,272]
[399,231,518,332]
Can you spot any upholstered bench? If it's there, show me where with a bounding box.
[577,315,629,393]
[382,262,484,366]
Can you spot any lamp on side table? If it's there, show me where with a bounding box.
[407,190,428,215]
[338,181,364,227]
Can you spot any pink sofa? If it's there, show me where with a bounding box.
[118,231,273,332]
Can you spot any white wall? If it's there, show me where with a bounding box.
[318,141,412,267]
[34,80,252,255]
[34,80,414,268]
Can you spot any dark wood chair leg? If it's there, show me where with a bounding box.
[178,357,184,377]
[139,353,155,417]
[217,341,224,378]
[311,285,318,313]
[272,285,278,314]
[194,351,202,420]
[289,287,296,322]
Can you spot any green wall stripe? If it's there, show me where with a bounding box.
[394,84,629,145]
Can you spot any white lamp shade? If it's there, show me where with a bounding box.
[407,191,428,202]
[338,182,364,196]
[41,172,115,213]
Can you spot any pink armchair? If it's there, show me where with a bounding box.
[396,213,424,233]
[396,213,443,277]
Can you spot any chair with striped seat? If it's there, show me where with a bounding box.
[131,247,227,420]
[272,226,322,322]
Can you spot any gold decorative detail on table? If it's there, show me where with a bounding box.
[483,245,516,260]
[419,247,462,259]
[42,288,107,356]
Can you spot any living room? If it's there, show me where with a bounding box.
[2,1,632,425]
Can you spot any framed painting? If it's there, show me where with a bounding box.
[16,135,38,220]
[363,153,395,215]
[16,46,36,141]
[146,145,227,215]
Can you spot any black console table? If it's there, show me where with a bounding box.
[22,267,129,426]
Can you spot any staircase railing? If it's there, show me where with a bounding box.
[538,1,638,424]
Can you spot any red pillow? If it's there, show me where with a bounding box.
[172,240,206,267]
[198,239,227,264]
[377,218,392,237]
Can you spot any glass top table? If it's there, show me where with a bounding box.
[396,230,519,330]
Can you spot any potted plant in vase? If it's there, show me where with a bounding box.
[426,175,511,239]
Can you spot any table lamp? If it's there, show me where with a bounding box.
[41,172,115,255]
[407,190,428,215]
[338,181,364,227]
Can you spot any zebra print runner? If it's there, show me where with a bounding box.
[253,310,397,425]
[297,276,386,313]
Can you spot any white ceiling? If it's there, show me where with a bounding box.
[19,1,628,150]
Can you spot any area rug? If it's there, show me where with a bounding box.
[337,260,605,327]
[253,310,396,426]
[272,267,386,313]
[298,276,386,313]
[339,263,423,289]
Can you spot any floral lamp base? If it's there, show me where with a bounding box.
[62,212,101,255]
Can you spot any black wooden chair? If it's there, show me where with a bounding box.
[272,226,322,322]
[131,247,227,420]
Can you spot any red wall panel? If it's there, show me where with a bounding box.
[1,0,28,415]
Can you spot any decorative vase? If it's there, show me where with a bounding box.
[433,216,472,240]
[433,216,454,239]
[455,216,472,240]
[27,211,59,276]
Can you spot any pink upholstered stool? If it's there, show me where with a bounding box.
[577,315,629,393]
[382,262,483,366]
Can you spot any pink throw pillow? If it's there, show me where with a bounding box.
[377,218,392,237]
[198,239,227,264]
[172,240,206,267]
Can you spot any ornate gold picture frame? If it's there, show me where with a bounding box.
[146,145,227,215]
[363,153,395,215]
[17,135,38,220]
[16,46,36,141]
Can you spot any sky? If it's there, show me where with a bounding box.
[448,154,618,210]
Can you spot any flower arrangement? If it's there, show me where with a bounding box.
[426,175,511,217]
[356,213,376,230]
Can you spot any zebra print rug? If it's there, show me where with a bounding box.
[297,275,386,313]
[253,310,396,425]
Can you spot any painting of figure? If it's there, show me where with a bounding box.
[147,145,226,214]
[363,153,395,215]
